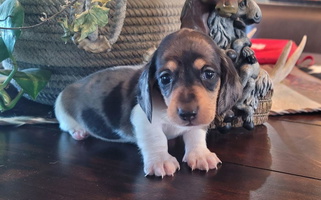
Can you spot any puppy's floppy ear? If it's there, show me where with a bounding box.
[217,52,242,115]
[137,51,157,123]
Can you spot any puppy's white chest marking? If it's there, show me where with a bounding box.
[161,124,185,140]
[149,93,188,139]
[131,103,205,144]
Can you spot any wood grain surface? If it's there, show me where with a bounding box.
[1,114,321,200]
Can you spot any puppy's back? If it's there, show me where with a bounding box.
[55,65,144,142]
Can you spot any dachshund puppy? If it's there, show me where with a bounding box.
[55,28,242,177]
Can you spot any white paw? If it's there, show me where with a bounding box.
[183,148,221,171]
[144,153,180,178]
[69,129,90,140]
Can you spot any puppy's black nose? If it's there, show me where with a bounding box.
[178,108,197,122]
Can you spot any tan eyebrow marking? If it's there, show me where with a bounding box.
[163,60,178,72]
[193,58,207,70]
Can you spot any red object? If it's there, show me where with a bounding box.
[251,39,298,64]
[297,55,315,67]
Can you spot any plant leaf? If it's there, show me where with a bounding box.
[73,5,109,41]
[0,36,10,62]
[92,0,112,5]
[0,0,24,54]
[0,88,12,105]
[57,17,72,44]
[0,68,52,100]
[90,5,109,27]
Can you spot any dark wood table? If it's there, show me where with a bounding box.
[1,113,321,200]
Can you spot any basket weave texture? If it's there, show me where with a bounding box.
[2,0,185,105]
[209,90,273,129]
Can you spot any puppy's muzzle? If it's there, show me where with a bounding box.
[177,107,198,123]
[175,89,200,124]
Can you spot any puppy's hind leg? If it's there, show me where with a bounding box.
[55,93,90,140]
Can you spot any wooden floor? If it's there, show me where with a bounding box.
[1,113,321,200]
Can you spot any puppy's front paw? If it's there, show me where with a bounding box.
[144,153,180,178]
[183,148,221,171]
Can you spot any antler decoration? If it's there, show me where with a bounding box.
[270,36,307,84]
[267,36,320,115]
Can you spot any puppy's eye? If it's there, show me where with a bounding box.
[201,67,216,80]
[160,71,172,85]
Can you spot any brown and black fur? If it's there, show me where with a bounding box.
[55,28,242,176]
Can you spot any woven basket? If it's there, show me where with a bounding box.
[2,0,185,105]
[2,0,272,128]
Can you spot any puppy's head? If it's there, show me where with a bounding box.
[138,28,242,127]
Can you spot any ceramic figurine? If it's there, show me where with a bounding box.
[180,0,239,34]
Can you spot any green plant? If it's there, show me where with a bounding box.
[0,0,52,112]
[59,0,111,44]
[0,0,111,112]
